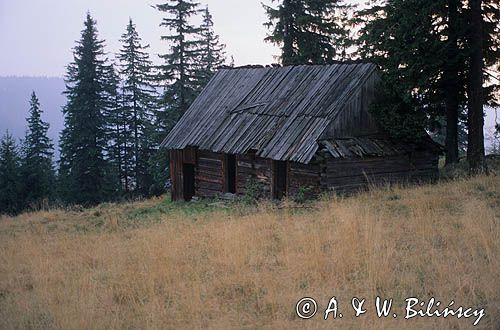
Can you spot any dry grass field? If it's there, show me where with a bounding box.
[0,174,499,329]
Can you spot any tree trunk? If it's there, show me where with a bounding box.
[467,0,487,174]
[444,0,460,165]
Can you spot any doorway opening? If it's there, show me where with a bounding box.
[224,154,236,193]
[182,163,195,201]
[273,160,287,199]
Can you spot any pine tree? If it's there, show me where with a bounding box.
[20,92,55,208]
[442,0,461,164]
[0,132,21,215]
[102,63,127,195]
[263,0,350,65]
[355,0,445,142]
[155,0,204,123]
[354,0,498,162]
[59,13,113,206]
[466,0,487,173]
[117,18,158,195]
[194,6,226,91]
[150,0,205,196]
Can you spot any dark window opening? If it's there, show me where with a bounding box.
[273,160,287,199]
[182,163,195,201]
[224,154,237,194]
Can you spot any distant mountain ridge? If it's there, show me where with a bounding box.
[0,76,65,158]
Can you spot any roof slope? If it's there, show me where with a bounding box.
[161,63,377,163]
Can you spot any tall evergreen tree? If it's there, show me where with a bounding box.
[155,0,204,124]
[117,18,158,195]
[59,13,113,205]
[150,0,205,196]
[194,6,226,91]
[20,92,55,208]
[442,0,462,164]
[466,0,487,173]
[102,63,126,195]
[355,0,445,142]
[0,132,21,215]
[263,0,350,65]
[354,0,498,162]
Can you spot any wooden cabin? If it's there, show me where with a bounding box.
[161,63,440,201]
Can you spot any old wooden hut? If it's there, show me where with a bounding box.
[161,63,440,201]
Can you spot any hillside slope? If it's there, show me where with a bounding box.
[0,175,498,329]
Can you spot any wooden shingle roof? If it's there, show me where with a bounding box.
[161,63,377,163]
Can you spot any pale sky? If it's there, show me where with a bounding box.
[0,0,280,77]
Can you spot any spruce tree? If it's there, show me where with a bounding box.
[102,63,126,195]
[155,0,204,123]
[117,18,158,195]
[466,0,487,173]
[355,0,445,142]
[263,0,350,65]
[195,6,226,91]
[151,0,205,195]
[354,0,498,162]
[442,0,461,164]
[59,13,113,205]
[20,92,55,208]
[0,132,21,215]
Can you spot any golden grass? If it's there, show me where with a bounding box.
[0,175,499,329]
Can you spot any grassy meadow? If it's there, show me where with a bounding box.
[0,173,499,329]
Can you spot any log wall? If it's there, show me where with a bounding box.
[288,161,322,199]
[235,153,272,199]
[171,148,439,200]
[193,151,274,199]
[195,150,224,198]
[321,151,439,194]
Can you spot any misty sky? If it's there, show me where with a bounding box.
[0,0,280,77]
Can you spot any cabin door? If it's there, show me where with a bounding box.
[182,163,195,201]
[273,160,287,199]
